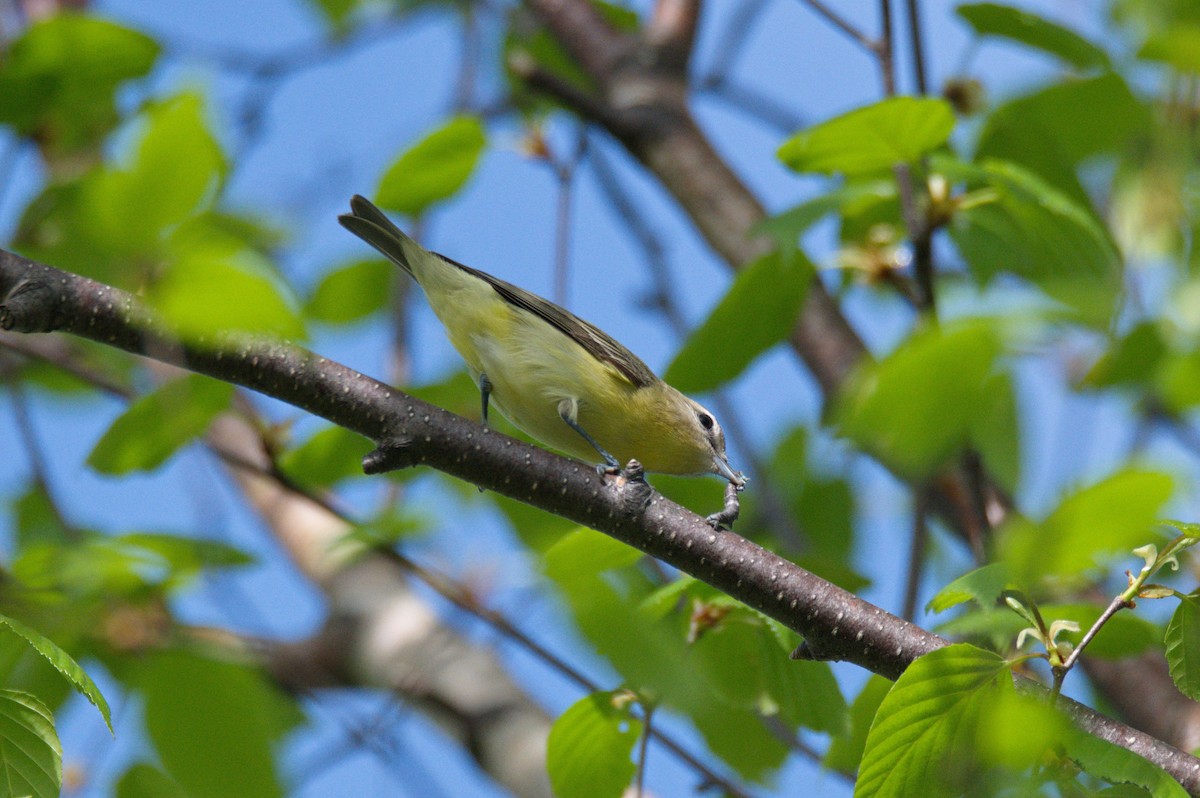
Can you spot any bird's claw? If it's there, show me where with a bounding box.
[706,481,743,530]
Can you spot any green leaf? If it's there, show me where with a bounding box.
[1139,25,1200,74]
[825,675,891,774]
[116,763,187,798]
[12,483,70,549]
[1166,593,1200,701]
[756,180,895,248]
[0,13,159,153]
[999,470,1174,585]
[81,93,226,256]
[546,691,642,798]
[0,614,112,733]
[138,651,293,798]
[855,643,1010,798]
[778,96,956,176]
[150,244,305,341]
[975,73,1150,205]
[1062,726,1188,797]
[926,563,1013,615]
[277,425,376,490]
[944,157,1121,324]
[305,259,393,323]
[87,374,234,475]
[1039,603,1159,660]
[957,3,1111,70]
[0,689,61,798]
[115,533,254,585]
[1158,350,1200,412]
[545,528,643,582]
[968,370,1021,495]
[974,689,1072,770]
[376,115,487,216]
[834,321,1003,478]
[1083,323,1168,389]
[664,250,810,393]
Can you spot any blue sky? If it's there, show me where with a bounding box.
[0,2,1163,796]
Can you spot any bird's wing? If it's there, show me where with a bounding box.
[340,196,658,389]
[437,252,659,389]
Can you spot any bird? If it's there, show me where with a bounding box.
[338,195,745,497]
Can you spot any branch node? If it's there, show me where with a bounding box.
[362,436,417,475]
[615,459,653,515]
[0,276,60,333]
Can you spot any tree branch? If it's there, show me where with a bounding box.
[4,250,1200,794]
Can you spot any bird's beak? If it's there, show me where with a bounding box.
[713,455,747,489]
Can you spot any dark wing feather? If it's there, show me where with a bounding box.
[436,252,659,389]
[339,195,658,389]
[338,196,416,277]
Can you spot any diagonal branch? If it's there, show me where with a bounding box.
[4,249,1200,794]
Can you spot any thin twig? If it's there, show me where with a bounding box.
[901,488,930,621]
[877,0,897,95]
[905,0,928,94]
[635,703,654,798]
[551,128,589,306]
[1061,594,1130,673]
[799,0,880,53]
[3,376,79,541]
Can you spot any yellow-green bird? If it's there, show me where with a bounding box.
[338,195,745,491]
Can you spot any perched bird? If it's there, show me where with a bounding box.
[338,195,745,495]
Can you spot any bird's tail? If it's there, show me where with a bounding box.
[337,195,417,278]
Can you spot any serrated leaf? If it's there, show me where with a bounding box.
[139,651,292,798]
[546,691,642,798]
[664,249,809,393]
[376,115,486,216]
[1062,726,1188,797]
[834,321,1003,478]
[305,259,393,323]
[975,689,1071,770]
[926,563,1013,615]
[1000,470,1174,585]
[0,614,111,733]
[855,643,1010,798]
[957,3,1111,70]
[0,689,61,798]
[778,96,955,176]
[87,374,234,475]
[1166,594,1200,701]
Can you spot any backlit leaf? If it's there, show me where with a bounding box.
[778,96,955,176]
[377,115,487,216]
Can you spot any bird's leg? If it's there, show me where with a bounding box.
[479,373,493,425]
[706,481,744,530]
[558,399,619,475]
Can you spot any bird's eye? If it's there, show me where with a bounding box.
[697,412,714,430]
